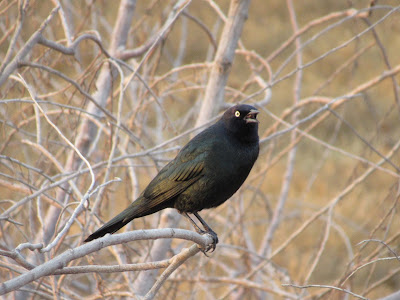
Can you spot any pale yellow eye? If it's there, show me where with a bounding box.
[235,111,240,117]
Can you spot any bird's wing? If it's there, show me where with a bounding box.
[142,150,207,206]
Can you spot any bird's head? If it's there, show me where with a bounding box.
[222,104,259,143]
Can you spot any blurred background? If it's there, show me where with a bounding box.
[1,0,400,299]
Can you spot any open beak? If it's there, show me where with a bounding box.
[244,109,259,124]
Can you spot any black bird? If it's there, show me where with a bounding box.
[85,104,259,250]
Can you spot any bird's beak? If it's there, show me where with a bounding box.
[244,109,259,124]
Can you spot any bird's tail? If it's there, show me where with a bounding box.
[84,197,147,242]
[84,209,133,242]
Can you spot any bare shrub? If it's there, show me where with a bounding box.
[1,0,400,299]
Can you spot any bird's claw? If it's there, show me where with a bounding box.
[198,230,219,255]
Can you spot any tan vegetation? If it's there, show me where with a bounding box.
[1,0,400,299]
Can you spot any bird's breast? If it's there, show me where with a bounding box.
[174,136,258,212]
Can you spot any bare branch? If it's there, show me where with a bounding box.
[0,229,213,295]
[282,283,369,300]
[196,0,251,126]
[0,5,60,87]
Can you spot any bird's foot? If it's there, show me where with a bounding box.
[206,229,219,253]
[182,212,219,254]
[197,229,219,255]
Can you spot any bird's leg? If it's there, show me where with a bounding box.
[182,212,218,254]
[193,212,219,252]
[193,212,217,236]
[183,212,206,234]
